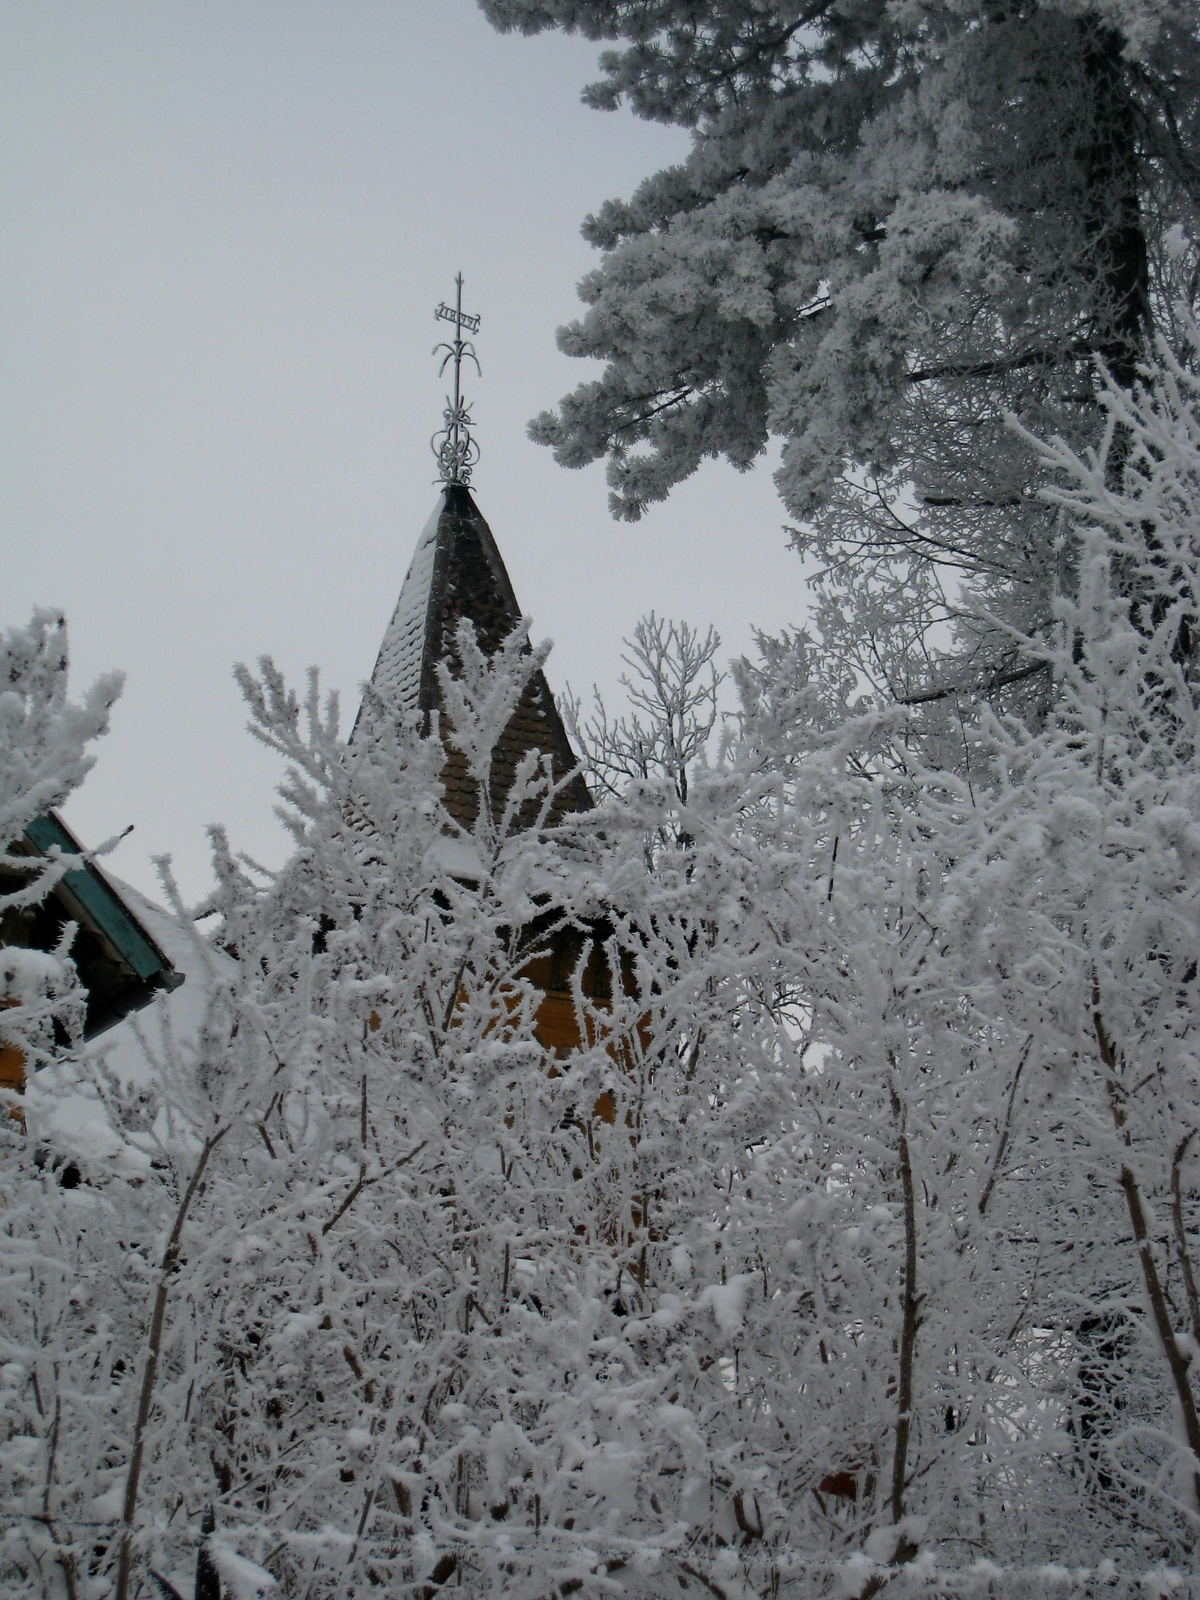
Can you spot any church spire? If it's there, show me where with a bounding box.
[353,284,591,825]
[431,274,481,486]
[355,485,592,826]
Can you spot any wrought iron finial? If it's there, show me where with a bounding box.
[432,273,481,485]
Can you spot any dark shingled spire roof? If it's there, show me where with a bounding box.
[355,483,592,829]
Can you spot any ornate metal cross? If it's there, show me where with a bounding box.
[432,273,481,485]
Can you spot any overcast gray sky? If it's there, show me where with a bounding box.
[4,0,809,903]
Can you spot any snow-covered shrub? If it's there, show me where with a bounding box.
[0,611,132,1599]
[10,312,1200,1599]
[674,322,1200,1589]
[532,315,1200,1595]
[0,620,725,1599]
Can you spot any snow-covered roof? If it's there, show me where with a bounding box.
[83,876,235,1088]
[359,497,443,719]
[10,813,182,1038]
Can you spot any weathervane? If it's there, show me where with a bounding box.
[432,273,481,485]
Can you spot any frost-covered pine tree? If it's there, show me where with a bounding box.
[482,0,1200,702]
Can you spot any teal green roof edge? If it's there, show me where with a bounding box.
[24,814,182,988]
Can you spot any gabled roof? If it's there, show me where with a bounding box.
[353,483,592,829]
[2,814,183,1039]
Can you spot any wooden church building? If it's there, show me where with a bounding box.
[352,474,637,1062]
[350,278,633,1062]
